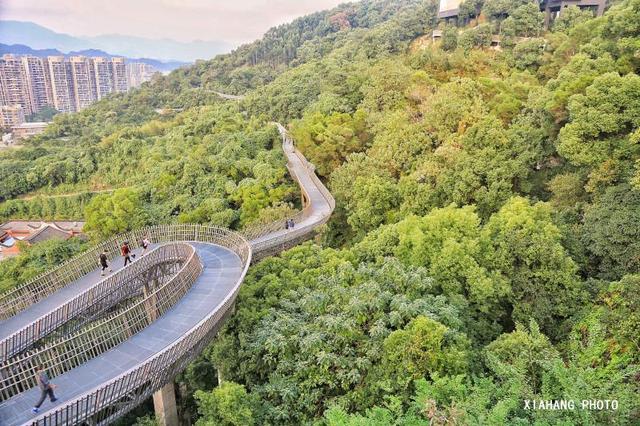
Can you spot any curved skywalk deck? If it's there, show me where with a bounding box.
[0,123,334,425]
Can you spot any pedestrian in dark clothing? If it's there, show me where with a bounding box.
[121,242,132,266]
[290,219,295,229]
[99,250,112,276]
[285,220,290,230]
[32,366,57,413]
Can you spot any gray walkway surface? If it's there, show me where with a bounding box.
[0,243,243,426]
[0,245,157,341]
[0,123,334,426]
[251,125,332,247]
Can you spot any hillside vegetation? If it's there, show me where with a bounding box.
[1,0,639,424]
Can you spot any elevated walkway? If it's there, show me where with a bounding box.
[0,123,334,425]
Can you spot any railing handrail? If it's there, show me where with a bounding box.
[1,120,334,426]
[0,243,186,362]
[30,228,252,425]
[0,242,201,402]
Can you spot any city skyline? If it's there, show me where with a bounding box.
[0,54,156,126]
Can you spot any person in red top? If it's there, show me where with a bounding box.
[121,241,132,266]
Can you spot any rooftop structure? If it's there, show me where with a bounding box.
[540,0,607,26]
[438,0,607,22]
[438,0,463,19]
[0,221,85,259]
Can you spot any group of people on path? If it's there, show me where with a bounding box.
[33,236,153,414]
[284,218,296,230]
[98,236,151,277]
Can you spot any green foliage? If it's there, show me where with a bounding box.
[83,188,150,239]
[482,0,530,20]
[441,25,458,52]
[553,5,596,33]
[290,110,369,176]
[458,24,493,51]
[511,38,546,70]
[558,72,640,167]
[459,0,484,22]
[195,382,255,426]
[510,3,544,37]
[583,184,640,280]
[4,1,640,424]
[382,316,469,392]
[0,237,86,294]
[26,105,59,123]
[132,415,159,426]
[482,197,583,338]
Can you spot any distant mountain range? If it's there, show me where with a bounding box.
[0,20,233,63]
[0,43,187,72]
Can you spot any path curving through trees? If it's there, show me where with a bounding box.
[0,124,334,426]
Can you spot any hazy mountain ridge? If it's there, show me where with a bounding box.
[0,43,187,72]
[0,20,232,62]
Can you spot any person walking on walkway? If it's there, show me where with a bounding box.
[99,250,112,276]
[121,241,132,266]
[141,236,151,256]
[32,366,57,414]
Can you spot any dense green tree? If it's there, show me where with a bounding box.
[0,237,86,293]
[195,382,255,426]
[459,0,484,22]
[441,25,459,51]
[482,0,530,20]
[558,72,640,167]
[553,5,596,33]
[482,198,583,338]
[382,315,469,394]
[511,38,546,70]
[290,110,369,176]
[83,188,150,239]
[511,3,544,37]
[582,184,640,280]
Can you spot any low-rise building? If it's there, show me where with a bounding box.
[438,0,463,19]
[438,0,607,24]
[0,105,25,128]
[11,121,49,140]
[0,221,85,260]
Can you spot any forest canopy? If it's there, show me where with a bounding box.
[2,0,640,425]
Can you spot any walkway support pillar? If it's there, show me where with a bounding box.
[143,276,179,426]
[153,382,179,426]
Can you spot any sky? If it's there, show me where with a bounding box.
[0,0,348,44]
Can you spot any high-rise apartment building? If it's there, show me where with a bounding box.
[110,58,128,93]
[127,62,157,88]
[0,55,156,116]
[92,57,113,100]
[45,56,75,113]
[0,55,32,114]
[21,56,52,114]
[69,56,98,110]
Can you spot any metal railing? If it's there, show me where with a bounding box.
[242,123,335,251]
[0,244,187,363]
[29,227,252,426]
[0,243,200,401]
[0,225,246,321]
[0,122,333,425]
